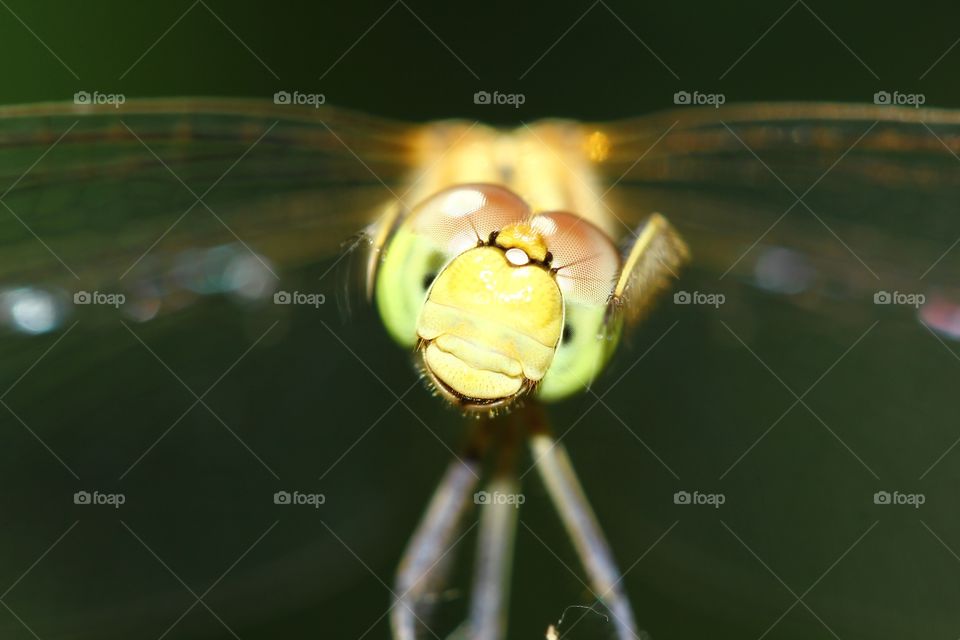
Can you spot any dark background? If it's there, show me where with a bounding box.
[1,2,959,640]
[2,0,958,118]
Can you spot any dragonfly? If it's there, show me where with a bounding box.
[358,174,687,640]
[2,99,960,640]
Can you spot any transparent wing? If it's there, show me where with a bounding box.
[0,98,426,332]
[0,99,447,640]
[575,103,960,333]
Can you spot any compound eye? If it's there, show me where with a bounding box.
[531,211,620,306]
[530,211,622,402]
[410,184,531,255]
[374,184,531,347]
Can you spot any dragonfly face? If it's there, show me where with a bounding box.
[418,213,563,409]
[371,183,658,411]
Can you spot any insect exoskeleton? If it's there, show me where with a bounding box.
[373,184,622,412]
[417,221,564,409]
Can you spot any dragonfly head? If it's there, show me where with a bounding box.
[416,221,563,411]
[373,183,626,413]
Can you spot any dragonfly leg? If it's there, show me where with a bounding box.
[464,421,521,640]
[526,405,640,640]
[391,422,488,640]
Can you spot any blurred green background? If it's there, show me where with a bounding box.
[2,0,959,118]
[1,1,959,639]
